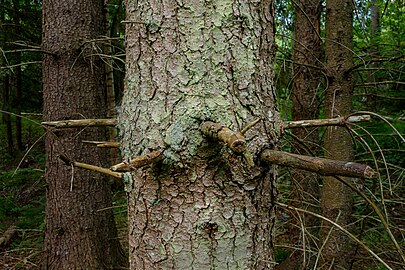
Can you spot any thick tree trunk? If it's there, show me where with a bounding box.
[320,0,354,269]
[120,0,280,269]
[278,0,322,269]
[42,0,126,269]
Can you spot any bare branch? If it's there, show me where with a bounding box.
[356,81,405,87]
[260,150,376,179]
[42,118,117,128]
[110,151,162,172]
[58,153,122,179]
[0,61,42,70]
[284,115,371,129]
[82,140,120,148]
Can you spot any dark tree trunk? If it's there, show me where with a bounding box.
[278,1,322,268]
[15,65,22,150]
[13,0,23,151]
[41,0,127,268]
[1,2,14,156]
[3,75,14,155]
[120,0,280,269]
[320,0,354,269]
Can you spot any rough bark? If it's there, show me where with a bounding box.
[120,0,280,269]
[320,0,354,269]
[42,0,126,269]
[280,0,322,269]
[104,0,120,164]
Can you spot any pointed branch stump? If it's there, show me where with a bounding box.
[58,153,123,179]
[82,140,120,148]
[201,121,246,153]
[260,150,376,179]
[57,151,163,179]
[110,151,162,172]
[42,118,117,128]
[284,115,370,129]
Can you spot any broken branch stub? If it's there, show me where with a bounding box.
[110,151,162,172]
[284,115,371,129]
[58,153,123,179]
[42,118,116,128]
[201,121,246,153]
[260,150,376,179]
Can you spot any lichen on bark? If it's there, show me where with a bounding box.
[120,0,279,269]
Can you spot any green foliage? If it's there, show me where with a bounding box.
[0,169,45,231]
[274,247,289,263]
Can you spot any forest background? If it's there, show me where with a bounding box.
[0,0,404,269]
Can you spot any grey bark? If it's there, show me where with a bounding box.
[120,0,281,269]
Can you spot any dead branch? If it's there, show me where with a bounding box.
[201,121,246,153]
[110,151,162,172]
[42,118,117,128]
[284,115,370,129]
[82,140,120,148]
[260,150,376,179]
[58,154,122,179]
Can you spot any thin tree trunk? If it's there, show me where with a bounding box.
[104,0,119,164]
[278,0,322,268]
[365,0,381,111]
[1,2,14,156]
[121,0,280,269]
[3,75,14,155]
[41,0,127,268]
[13,0,23,150]
[320,0,354,268]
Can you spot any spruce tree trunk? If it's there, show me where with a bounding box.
[320,0,354,268]
[42,0,126,268]
[278,0,321,268]
[120,0,281,269]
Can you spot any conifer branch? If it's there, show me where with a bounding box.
[82,140,120,148]
[110,151,162,172]
[58,154,123,179]
[260,150,376,179]
[284,115,370,129]
[42,118,117,128]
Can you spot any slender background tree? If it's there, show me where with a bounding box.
[320,0,355,268]
[277,0,322,269]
